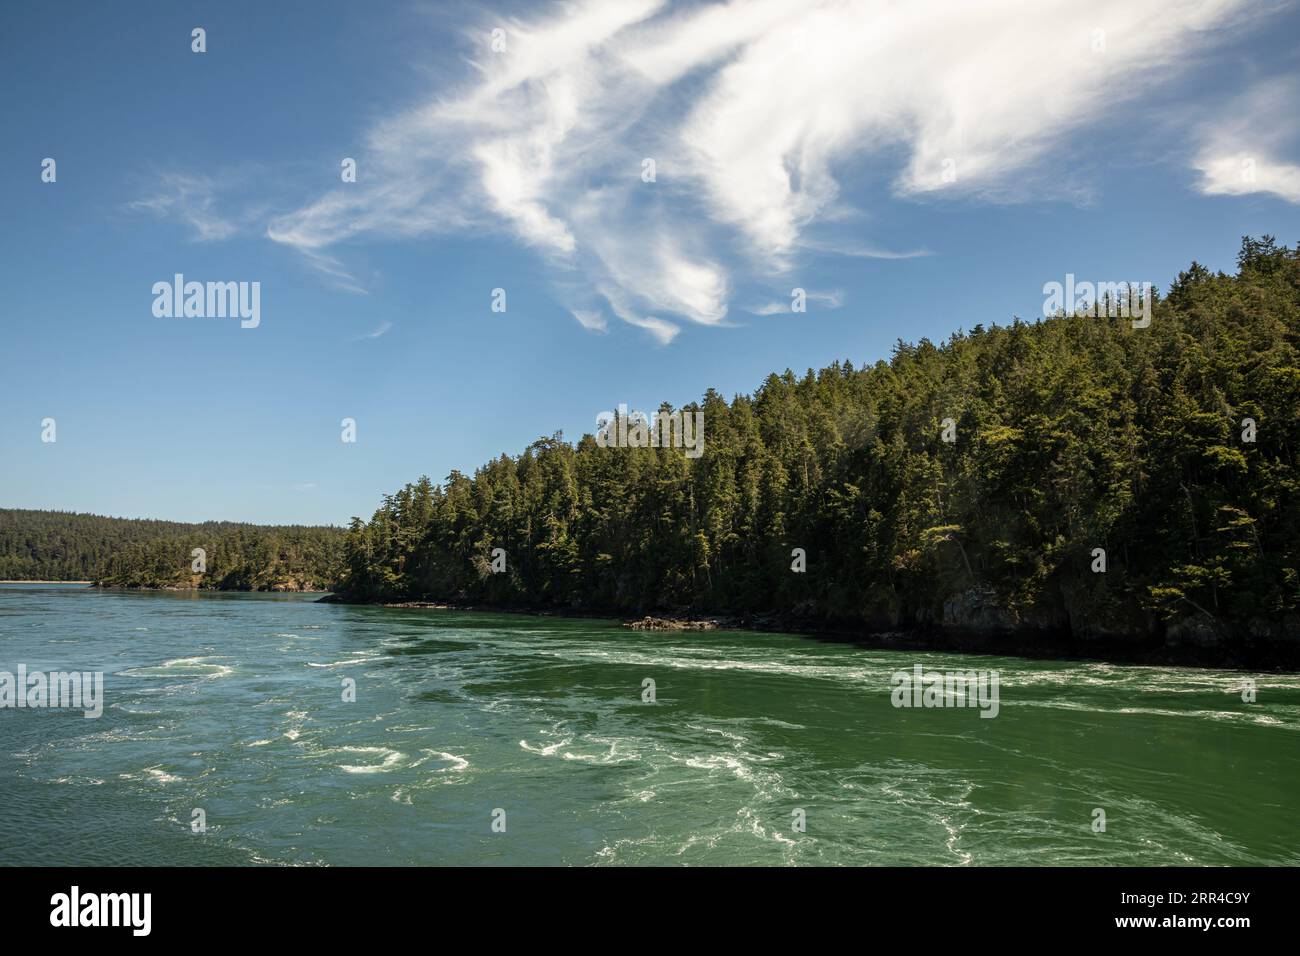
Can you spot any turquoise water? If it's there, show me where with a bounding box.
[1,584,1297,866]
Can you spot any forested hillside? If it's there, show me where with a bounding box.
[0,510,342,590]
[333,237,1300,646]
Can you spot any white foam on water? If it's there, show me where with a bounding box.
[118,766,182,784]
[305,655,382,669]
[118,656,233,679]
[1007,698,1300,730]
[561,738,638,765]
[418,750,469,772]
[520,738,571,756]
[683,753,759,781]
[281,709,311,742]
[322,745,409,773]
[594,834,663,864]
[110,704,162,715]
[940,812,973,865]
[389,752,470,804]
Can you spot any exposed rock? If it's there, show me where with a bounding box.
[625,616,720,631]
[1166,614,1223,647]
[941,587,1018,632]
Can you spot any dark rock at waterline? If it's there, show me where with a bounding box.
[315,592,1300,670]
[625,616,723,631]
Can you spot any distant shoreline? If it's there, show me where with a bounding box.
[0,580,92,584]
[91,585,330,593]
[0,581,328,591]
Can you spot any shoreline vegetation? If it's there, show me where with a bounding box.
[0,510,342,591]
[0,580,93,584]
[3,238,1299,670]
[321,239,1300,669]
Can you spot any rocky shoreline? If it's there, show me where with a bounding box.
[625,616,723,631]
[19,584,1294,669]
[90,583,329,593]
[24,585,1294,669]
[316,594,1300,671]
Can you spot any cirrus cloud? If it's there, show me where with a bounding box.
[268,0,1263,342]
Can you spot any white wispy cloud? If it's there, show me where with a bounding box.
[1192,77,1300,204]
[355,320,392,340]
[599,282,681,345]
[299,248,370,295]
[748,290,843,315]
[570,309,608,332]
[800,238,933,260]
[267,0,1259,341]
[129,172,241,241]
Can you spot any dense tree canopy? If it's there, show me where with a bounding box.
[0,510,342,591]
[334,238,1300,644]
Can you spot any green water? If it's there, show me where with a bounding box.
[1,584,1296,866]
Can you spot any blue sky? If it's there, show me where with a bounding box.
[2,0,1300,526]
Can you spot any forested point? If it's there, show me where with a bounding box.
[0,510,343,591]
[333,237,1300,648]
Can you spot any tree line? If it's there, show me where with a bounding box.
[332,237,1300,644]
[0,510,343,591]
